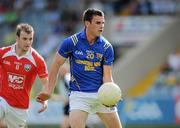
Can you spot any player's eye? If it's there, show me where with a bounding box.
[22,37,27,41]
[96,22,101,25]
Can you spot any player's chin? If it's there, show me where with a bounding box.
[23,48,30,52]
[97,32,102,36]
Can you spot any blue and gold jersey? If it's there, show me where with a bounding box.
[58,30,114,92]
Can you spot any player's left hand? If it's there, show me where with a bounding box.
[37,100,48,113]
[103,99,123,108]
[36,91,51,102]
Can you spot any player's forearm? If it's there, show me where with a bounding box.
[47,67,59,95]
[40,77,49,92]
[48,54,66,94]
[103,65,113,83]
[103,76,113,83]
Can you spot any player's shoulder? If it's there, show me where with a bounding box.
[100,36,112,50]
[100,36,111,45]
[0,45,13,55]
[68,31,81,40]
[0,45,12,52]
[31,48,44,61]
[27,48,47,68]
[64,32,81,46]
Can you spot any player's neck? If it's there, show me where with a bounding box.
[15,45,28,57]
[86,31,97,45]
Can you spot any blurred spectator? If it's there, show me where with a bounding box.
[4,9,19,26]
[112,0,131,15]
[138,0,153,15]
[38,30,61,60]
[32,0,46,11]
[172,84,180,98]
[167,50,180,85]
[168,50,180,72]
[120,0,139,16]
[46,0,59,11]
[151,0,177,15]
[2,30,15,46]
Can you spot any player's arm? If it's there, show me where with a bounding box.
[103,65,113,83]
[103,42,114,83]
[40,77,49,93]
[102,65,116,107]
[36,53,66,101]
[37,77,48,113]
[48,53,67,95]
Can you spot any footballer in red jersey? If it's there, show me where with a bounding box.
[0,23,48,128]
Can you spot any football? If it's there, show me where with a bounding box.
[98,82,122,107]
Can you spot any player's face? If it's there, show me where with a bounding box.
[87,15,105,37]
[16,31,34,52]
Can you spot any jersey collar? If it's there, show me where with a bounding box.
[80,29,102,44]
[11,44,32,59]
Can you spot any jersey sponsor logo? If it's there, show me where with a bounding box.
[8,73,25,89]
[84,65,95,71]
[24,64,31,72]
[76,60,93,66]
[75,59,101,71]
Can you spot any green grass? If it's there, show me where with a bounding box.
[28,124,180,128]
[125,124,180,128]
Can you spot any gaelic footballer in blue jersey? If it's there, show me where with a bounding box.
[58,31,114,92]
[36,8,122,128]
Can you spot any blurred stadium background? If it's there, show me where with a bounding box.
[0,0,180,128]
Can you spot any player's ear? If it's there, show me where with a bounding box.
[15,35,19,41]
[84,21,90,28]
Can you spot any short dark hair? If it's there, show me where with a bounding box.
[82,8,104,23]
[16,23,34,37]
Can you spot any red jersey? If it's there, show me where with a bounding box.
[0,44,48,109]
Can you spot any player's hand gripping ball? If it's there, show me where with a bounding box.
[98,82,122,107]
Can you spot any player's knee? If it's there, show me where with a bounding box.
[70,121,86,128]
[106,121,122,128]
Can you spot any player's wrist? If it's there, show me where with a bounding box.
[43,86,53,96]
[46,89,53,97]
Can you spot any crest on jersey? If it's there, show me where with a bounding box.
[96,53,103,61]
[24,64,31,72]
